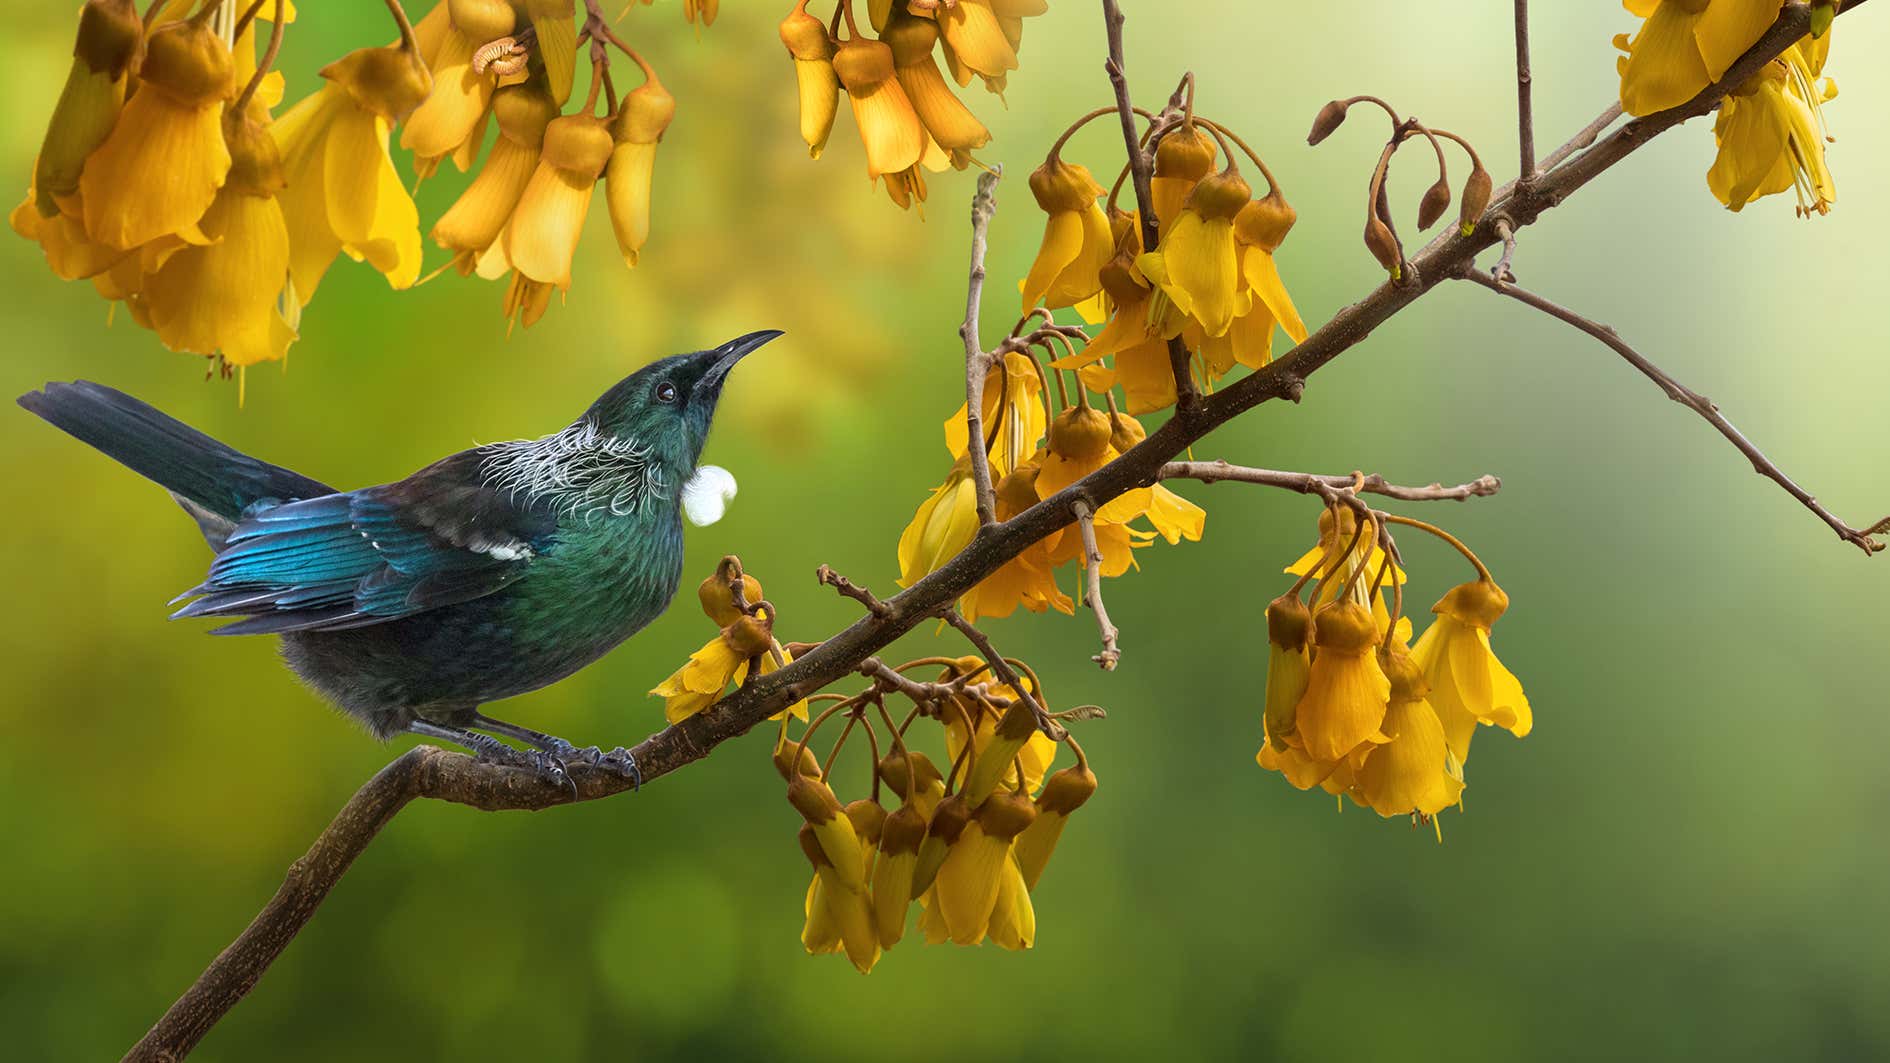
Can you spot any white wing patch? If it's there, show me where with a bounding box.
[682,465,738,527]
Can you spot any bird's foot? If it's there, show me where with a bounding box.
[465,714,640,791]
[477,743,578,798]
[595,746,642,790]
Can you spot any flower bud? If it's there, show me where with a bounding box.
[322,44,433,122]
[141,17,235,108]
[698,566,762,627]
[1458,161,1493,236]
[1307,98,1349,145]
[1417,175,1451,231]
[541,113,613,177]
[1027,157,1106,214]
[1185,166,1253,223]
[780,2,840,158]
[721,614,773,660]
[1047,405,1112,465]
[995,462,1043,517]
[774,736,821,780]
[606,77,676,268]
[1364,212,1402,278]
[1234,189,1296,252]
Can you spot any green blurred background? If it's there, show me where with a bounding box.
[3,2,1886,1060]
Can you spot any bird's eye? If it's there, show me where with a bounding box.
[656,382,678,404]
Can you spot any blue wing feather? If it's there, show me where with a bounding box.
[173,450,554,634]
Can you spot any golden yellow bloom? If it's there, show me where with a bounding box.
[934,0,1018,83]
[870,802,926,947]
[945,350,1047,479]
[1034,404,1142,513]
[650,611,806,723]
[1261,594,1312,753]
[497,113,610,289]
[1617,0,1782,116]
[1011,763,1095,891]
[780,1,841,159]
[1410,579,1532,763]
[933,791,1034,946]
[525,0,577,106]
[798,820,879,973]
[886,12,989,169]
[606,75,677,269]
[946,690,1054,807]
[80,13,233,251]
[1293,600,1391,763]
[1064,260,1176,413]
[1021,158,1112,312]
[272,44,431,308]
[1150,123,1216,231]
[1229,189,1309,358]
[11,186,132,283]
[960,461,1073,622]
[697,560,763,627]
[401,0,513,175]
[1355,646,1465,818]
[831,37,924,181]
[431,81,557,269]
[897,457,979,588]
[877,750,946,820]
[1284,505,1404,612]
[33,0,140,219]
[1139,167,1254,338]
[1707,44,1836,215]
[142,117,296,368]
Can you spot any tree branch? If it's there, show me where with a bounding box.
[1512,0,1536,187]
[1160,462,1502,503]
[1460,270,1885,554]
[128,3,1876,1056]
[960,169,1002,527]
[1072,500,1122,671]
[1100,0,1201,409]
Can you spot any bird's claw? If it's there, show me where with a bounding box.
[475,743,578,798]
[597,746,642,790]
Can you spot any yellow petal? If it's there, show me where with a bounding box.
[1619,3,1712,116]
[81,93,230,250]
[1241,246,1308,344]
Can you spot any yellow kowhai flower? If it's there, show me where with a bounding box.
[80,11,233,251]
[605,73,677,269]
[1284,505,1405,612]
[272,44,431,308]
[650,611,808,723]
[932,790,1035,946]
[870,801,926,948]
[797,818,880,973]
[1063,260,1177,413]
[1011,763,1095,891]
[934,0,1019,85]
[430,81,558,272]
[985,855,1036,951]
[960,460,1074,622]
[1021,157,1112,312]
[887,12,988,170]
[1617,0,1782,116]
[780,0,841,159]
[1203,189,1310,372]
[945,349,1048,478]
[1293,600,1392,763]
[401,0,516,178]
[500,113,612,289]
[831,36,927,208]
[1355,645,1465,818]
[32,0,140,219]
[1261,594,1312,754]
[1150,122,1216,231]
[1034,403,1147,517]
[11,184,133,284]
[525,0,578,106]
[1707,43,1836,215]
[141,116,297,369]
[943,679,1055,805]
[1410,579,1532,764]
[1138,166,1255,339]
[897,457,979,589]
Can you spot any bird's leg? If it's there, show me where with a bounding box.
[405,720,576,797]
[468,713,642,790]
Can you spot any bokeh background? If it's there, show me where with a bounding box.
[3,3,1887,1060]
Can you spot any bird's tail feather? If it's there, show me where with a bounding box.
[17,381,336,541]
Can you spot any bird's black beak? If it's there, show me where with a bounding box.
[695,329,783,402]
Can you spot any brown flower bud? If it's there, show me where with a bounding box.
[1047,405,1112,464]
[1364,213,1402,278]
[1307,99,1349,145]
[975,789,1039,841]
[1267,593,1312,652]
[74,0,140,80]
[1458,162,1493,236]
[223,113,285,198]
[1234,189,1296,252]
[1036,765,1098,816]
[141,17,234,108]
[1417,175,1452,231]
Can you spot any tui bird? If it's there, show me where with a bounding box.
[18,330,781,788]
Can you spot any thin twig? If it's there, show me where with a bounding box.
[961,169,1002,526]
[1512,0,1535,187]
[817,564,891,617]
[1491,217,1518,282]
[1160,463,1502,503]
[1072,501,1121,670]
[1462,270,1885,555]
[1100,0,1200,409]
[937,609,1067,739]
[1538,102,1621,173]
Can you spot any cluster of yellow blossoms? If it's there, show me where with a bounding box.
[784,660,1092,972]
[651,559,809,724]
[15,0,691,384]
[1036,117,1309,414]
[780,0,1049,210]
[1258,506,1532,834]
[1616,0,1839,215]
[898,355,1206,623]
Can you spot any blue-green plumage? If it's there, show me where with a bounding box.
[18,331,779,781]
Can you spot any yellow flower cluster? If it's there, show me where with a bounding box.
[779,0,1049,210]
[1257,507,1532,833]
[651,559,809,724]
[16,0,693,384]
[897,351,1206,623]
[1615,0,1839,215]
[782,657,1095,972]
[1037,121,1309,414]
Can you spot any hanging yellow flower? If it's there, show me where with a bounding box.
[1261,594,1312,753]
[1293,600,1391,763]
[960,460,1074,622]
[933,0,1018,85]
[33,0,140,219]
[887,11,987,170]
[272,44,432,308]
[932,790,1034,946]
[1011,763,1096,890]
[605,74,677,268]
[944,349,1048,478]
[1150,122,1216,231]
[1707,44,1836,215]
[431,81,558,272]
[1409,579,1533,763]
[779,0,841,159]
[1021,157,1112,312]
[1138,166,1254,338]
[1617,0,1782,116]
[80,11,234,251]
[897,458,979,588]
[141,116,297,368]
[651,610,808,724]
[401,0,514,176]
[831,36,926,207]
[1355,646,1465,818]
